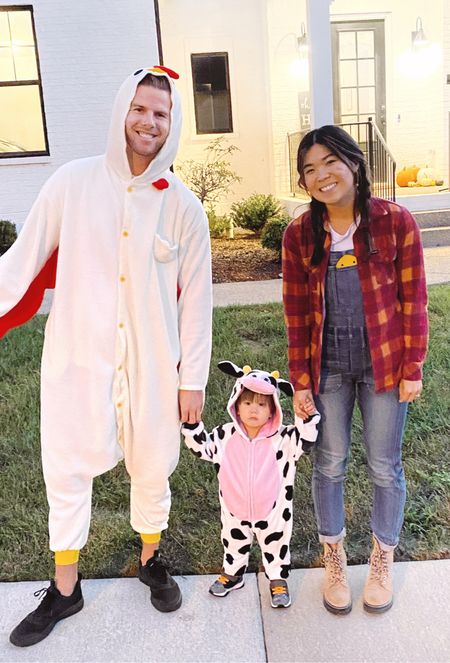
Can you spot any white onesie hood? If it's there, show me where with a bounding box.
[105,66,182,184]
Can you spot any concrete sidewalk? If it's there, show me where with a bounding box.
[37,244,450,315]
[1,560,449,662]
[212,245,450,307]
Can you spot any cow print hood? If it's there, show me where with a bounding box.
[218,361,294,440]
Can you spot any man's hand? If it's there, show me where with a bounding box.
[399,379,422,403]
[293,389,316,420]
[179,389,204,424]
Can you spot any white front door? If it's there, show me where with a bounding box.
[331,20,386,138]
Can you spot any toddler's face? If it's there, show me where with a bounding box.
[236,395,272,433]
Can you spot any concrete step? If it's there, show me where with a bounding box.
[413,209,450,228]
[419,226,450,248]
[406,210,450,247]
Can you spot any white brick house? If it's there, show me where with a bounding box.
[0,1,159,228]
[159,0,450,212]
[2,0,449,227]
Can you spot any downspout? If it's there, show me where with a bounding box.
[153,0,164,64]
[153,0,174,173]
[306,0,334,128]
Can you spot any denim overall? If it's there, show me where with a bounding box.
[312,250,408,548]
[320,250,371,383]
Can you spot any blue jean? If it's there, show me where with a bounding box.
[312,251,408,549]
[313,375,408,548]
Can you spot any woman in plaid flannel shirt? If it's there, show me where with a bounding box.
[282,125,428,615]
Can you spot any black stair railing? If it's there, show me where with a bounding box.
[288,118,396,201]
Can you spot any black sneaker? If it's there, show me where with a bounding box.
[138,551,182,612]
[209,574,245,597]
[9,574,84,647]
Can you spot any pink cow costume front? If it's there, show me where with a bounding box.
[182,361,320,581]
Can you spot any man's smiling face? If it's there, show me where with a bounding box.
[125,83,171,175]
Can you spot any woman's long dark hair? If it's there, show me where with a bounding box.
[297,125,372,265]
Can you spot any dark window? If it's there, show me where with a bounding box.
[191,52,233,134]
[0,6,49,158]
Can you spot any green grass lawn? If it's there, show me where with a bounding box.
[1,285,449,581]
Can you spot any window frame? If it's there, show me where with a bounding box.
[0,4,49,159]
[191,51,233,135]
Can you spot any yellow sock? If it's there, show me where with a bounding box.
[54,550,80,565]
[140,532,161,544]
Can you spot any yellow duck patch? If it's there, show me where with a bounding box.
[336,254,357,269]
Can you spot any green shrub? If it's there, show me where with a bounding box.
[230,194,283,235]
[0,220,17,255]
[207,208,230,239]
[261,212,291,257]
[178,137,241,206]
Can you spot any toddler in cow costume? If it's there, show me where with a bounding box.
[182,361,320,608]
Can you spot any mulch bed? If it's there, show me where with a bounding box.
[211,234,281,283]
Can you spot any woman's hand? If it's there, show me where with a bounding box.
[399,379,423,403]
[293,389,316,420]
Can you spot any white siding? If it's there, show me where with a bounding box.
[331,0,447,181]
[266,0,448,196]
[266,0,308,197]
[159,0,274,211]
[0,0,158,227]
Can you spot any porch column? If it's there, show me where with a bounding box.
[306,0,334,128]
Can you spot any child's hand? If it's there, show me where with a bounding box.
[293,389,316,420]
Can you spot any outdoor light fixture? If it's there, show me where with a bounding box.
[411,16,427,50]
[398,15,440,79]
[274,24,309,83]
[297,23,308,54]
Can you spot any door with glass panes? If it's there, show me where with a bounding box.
[331,20,386,138]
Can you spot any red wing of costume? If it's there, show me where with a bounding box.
[0,250,58,339]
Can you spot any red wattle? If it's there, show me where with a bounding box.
[152,178,169,190]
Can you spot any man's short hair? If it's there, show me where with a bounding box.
[138,73,171,93]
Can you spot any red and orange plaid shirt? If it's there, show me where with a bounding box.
[282,197,428,394]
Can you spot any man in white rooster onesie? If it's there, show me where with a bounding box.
[2,66,212,647]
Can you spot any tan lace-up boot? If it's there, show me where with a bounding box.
[322,541,352,614]
[363,536,394,613]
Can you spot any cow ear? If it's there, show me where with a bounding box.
[217,361,244,378]
[278,379,294,397]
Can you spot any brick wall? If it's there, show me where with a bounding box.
[160,0,274,213]
[0,0,158,227]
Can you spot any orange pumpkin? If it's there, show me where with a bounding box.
[396,165,419,187]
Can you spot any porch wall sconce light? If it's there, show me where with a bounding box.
[297,22,308,54]
[411,16,428,49]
